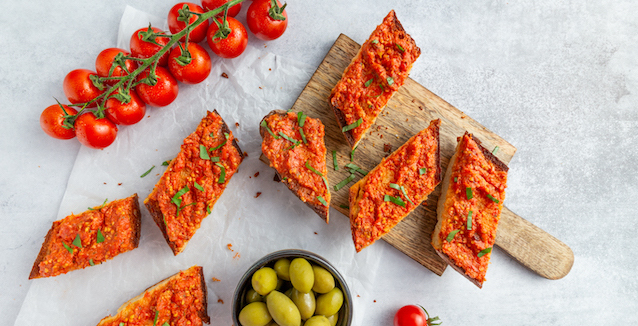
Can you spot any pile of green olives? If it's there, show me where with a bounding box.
[238,257,345,326]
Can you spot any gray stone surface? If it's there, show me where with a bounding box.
[1,0,636,324]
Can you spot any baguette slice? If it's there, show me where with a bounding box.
[349,119,441,252]
[260,110,331,222]
[144,110,244,255]
[29,194,141,279]
[329,10,421,149]
[432,133,508,288]
[97,265,210,326]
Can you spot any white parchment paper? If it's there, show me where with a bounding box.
[15,6,382,326]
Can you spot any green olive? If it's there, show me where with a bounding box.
[238,302,272,326]
[274,258,291,281]
[266,290,302,326]
[311,266,335,294]
[303,316,330,326]
[315,288,343,317]
[290,288,316,320]
[252,267,278,296]
[246,288,264,304]
[325,314,338,326]
[289,258,314,293]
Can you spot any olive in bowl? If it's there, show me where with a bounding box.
[233,249,353,326]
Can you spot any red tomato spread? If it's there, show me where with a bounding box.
[438,133,508,283]
[329,10,420,145]
[350,120,440,252]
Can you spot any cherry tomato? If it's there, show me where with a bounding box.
[168,43,212,84]
[74,112,118,149]
[40,104,78,140]
[104,89,147,125]
[202,0,242,17]
[135,66,179,107]
[168,2,209,43]
[63,69,105,108]
[130,26,171,66]
[394,305,441,326]
[95,48,138,86]
[247,0,288,41]
[206,16,248,59]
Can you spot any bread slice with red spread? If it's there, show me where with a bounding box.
[29,194,141,279]
[144,110,244,255]
[432,132,508,288]
[96,265,210,326]
[329,10,421,149]
[349,119,441,252]
[260,110,331,223]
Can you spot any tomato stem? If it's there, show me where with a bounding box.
[268,0,287,21]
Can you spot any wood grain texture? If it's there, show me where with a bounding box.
[266,33,572,279]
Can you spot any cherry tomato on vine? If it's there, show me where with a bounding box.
[206,16,248,59]
[40,104,78,140]
[247,0,288,41]
[135,66,179,107]
[394,305,441,326]
[104,89,147,125]
[95,48,138,86]
[202,0,242,17]
[168,43,212,84]
[63,69,105,108]
[168,2,209,43]
[130,26,171,66]
[74,112,118,149]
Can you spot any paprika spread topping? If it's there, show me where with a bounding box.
[349,120,441,252]
[329,10,420,148]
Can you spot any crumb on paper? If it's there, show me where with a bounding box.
[221,72,229,79]
[259,86,263,89]
[357,295,360,297]
[235,122,240,128]
[374,300,377,303]
[118,183,122,186]
[255,192,262,198]
[269,68,272,71]
[227,243,233,252]
[233,252,240,259]
[243,151,248,157]
[254,172,260,178]
[103,182,106,185]
[314,232,317,235]
[218,299,224,304]
[212,277,221,282]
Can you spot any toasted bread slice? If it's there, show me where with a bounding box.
[432,133,508,288]
[97,265,209,326]
[329,10,421,149]
[349,119,441,252]
[260,110,331,223]
[29,194,141,279]
[144,110,244,255]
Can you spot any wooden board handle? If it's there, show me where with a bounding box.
[495,207,574,280]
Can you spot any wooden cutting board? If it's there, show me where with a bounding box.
[265,34,573,280]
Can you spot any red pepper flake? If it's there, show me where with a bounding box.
[118,183,122,186]
[218,299,224,304]
[314,232,318,235]
[255,192,262,198]
[211,277,221,282]
[227,243,233,251]
[374,300,377,303]
[221,72,229,79]
[254,172,260,178]
[235,122,240,128]
[269,68,272,71]
[380,134,383,139]
[384,143,392,152]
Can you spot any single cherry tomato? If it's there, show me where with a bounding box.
[95,48,138,86]
[63,69,105,108]
[104,89,147,125]
[168,2,209,43]
[74,112,118,149]
[135,66,179,107]
[130,26,171,66]
[394,305,441,326]
[201,0,242,17]
[246,0,287,41]
[206,16,248,59]
[168,43,212,84]
[40,104,78,139]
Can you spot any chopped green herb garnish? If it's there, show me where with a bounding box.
[339,204,349,209]
[454,177,458,183]
[419,168,427,175]
[364,78,373,87]
[96,229,105,244]
[345,163,367,175]
[334,174,356,191]
[466,187,473,200]
[163,214,167,225]
[194,181,204,192]
[119,323,124,326]
[467,211,473,230]
[72,234,82,248]
[140,165,155,178]
[322,176,329,190]
[487,194,500,203]
[260,120,280,139]
[332,150,338,171]
[299,127,307,144]
[492,146,499,154]
[171,186,190,207]
[477,247,492,258]
[371,39,379,44]
[62,242,73,254]
[162,323,170,326]
[350,146,357,162]
[387,77,394,86]
[278,131,298,144]
[297,111,307,127]
[210,156,220,162]
[389,183,414,205]
[176,202,197,217]
[199,145,210,160]
[162,160,170,166]
[396,43,405,52]
[383,195,406,207]
[342,118,363,133]
[89,259,95,266]
[153,311,159,326]
[210,135,228,151]
[379,83,385,92]
[215,163,226,183]
[305,160,324,176]
[88,198,108,211]
[317,195,328,206]
[206,204,211,214]
[446,230,460,242]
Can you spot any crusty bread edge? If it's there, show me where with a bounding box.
[259,110,330,223]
